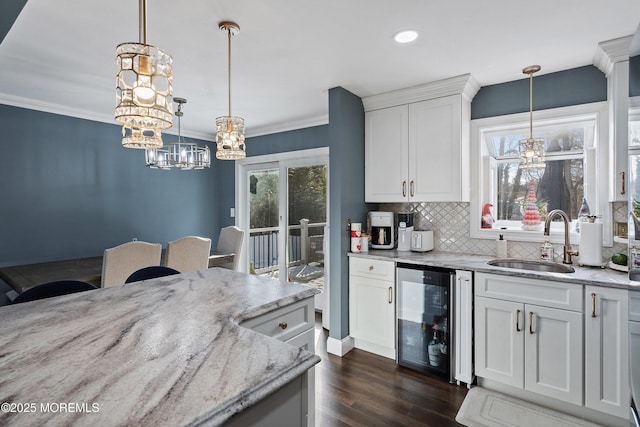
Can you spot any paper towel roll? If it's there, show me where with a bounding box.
[579,222,603,266]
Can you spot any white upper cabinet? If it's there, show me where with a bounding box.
[363,74,479,203]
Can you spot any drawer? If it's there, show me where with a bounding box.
[475,272,582,312]
[242,298,314,342]
[349,257,394,281]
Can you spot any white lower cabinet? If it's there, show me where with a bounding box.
[454,270,474,387]
[475,273,583,406]
[349,257,395,359]
[584,286,629,419]
[241,297,315,427]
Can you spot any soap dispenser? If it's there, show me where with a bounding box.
[496,234,508,258]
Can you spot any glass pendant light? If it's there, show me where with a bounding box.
[115,0,173,149]
[146,98,210,170]
[215,21,246,160]
[518,65,545,169]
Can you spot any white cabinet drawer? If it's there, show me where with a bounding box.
[475,272,582,312]
[349,257,394,281]
[242,298,314,343]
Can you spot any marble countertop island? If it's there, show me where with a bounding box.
[349,250,632,289]
[0,268,320,426]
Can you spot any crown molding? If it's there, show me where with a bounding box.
[593,35,633,76]
[245,114,329,138]
[362,73,480,112]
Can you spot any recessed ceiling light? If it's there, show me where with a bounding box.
[394,30,418,44]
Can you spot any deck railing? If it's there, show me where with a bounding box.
[249,220,325,274]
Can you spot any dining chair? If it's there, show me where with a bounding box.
[12,280,97,304]
[165,236,212,273]
[101,241,162,288]
[125,266,181,283]
[216,226,244,270]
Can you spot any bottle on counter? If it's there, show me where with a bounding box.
[496,234,508,258]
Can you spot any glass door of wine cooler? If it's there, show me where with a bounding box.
[397,264,453,379]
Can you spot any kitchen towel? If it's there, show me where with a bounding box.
[579,221,603,266]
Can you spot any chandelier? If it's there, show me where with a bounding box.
[215,21,246,160]
[518,65,545,169]
[115,0,173,149]
[146,98,210,170]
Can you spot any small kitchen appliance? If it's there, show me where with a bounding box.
[397,223,414,251]
[370,211,394,249]
[411,230,434,252]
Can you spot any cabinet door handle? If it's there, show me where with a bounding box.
[621,171,625,195]
[368,265,374,271]
[591,292,596,317]
[388,287,393,304]
[278,322,288,330]
[410,180,414,197]
[529,312,534,334]
[516,309,521,332]
[402,180,407,197]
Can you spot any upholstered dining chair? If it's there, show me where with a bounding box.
[125,266,181,284]
[12,280,97,304]
[165,236,212,273]
[216,226,244,270]
[101,241,162,288]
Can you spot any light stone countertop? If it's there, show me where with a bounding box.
[0,268,320,426]
[349,250,632,289]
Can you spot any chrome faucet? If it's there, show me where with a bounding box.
[544,209,578,264]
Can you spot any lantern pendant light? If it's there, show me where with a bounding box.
[518,65,545,169]
[115,0,173,149]
[215,21,246,160]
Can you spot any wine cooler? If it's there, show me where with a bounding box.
[396,263,454,381]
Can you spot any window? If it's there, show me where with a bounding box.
[470,102,609,245]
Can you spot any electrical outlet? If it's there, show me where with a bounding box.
[346,217,351,232]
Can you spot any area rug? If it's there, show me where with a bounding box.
[455,387,602,427]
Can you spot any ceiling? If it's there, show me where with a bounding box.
[1,0,639,140]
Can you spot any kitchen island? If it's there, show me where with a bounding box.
[0,268,320,426]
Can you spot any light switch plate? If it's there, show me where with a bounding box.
[230,208,235,218]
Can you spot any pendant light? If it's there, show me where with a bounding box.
[215,21,246,160]
[518,65,545,169]
[145,98,210,170]
[115,0,173,149]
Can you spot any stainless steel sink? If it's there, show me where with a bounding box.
[487,258,575,273]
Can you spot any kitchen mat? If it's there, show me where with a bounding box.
[455,387,603,427]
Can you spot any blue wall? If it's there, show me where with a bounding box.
[0,105,219,267]
[631,55,640,97]
[472,65,607,119]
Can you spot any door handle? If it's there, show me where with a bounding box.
[529,311,534,334]
[516,309,521,332]
[388,287,393,304]
[410,180,414,197]
[591,292,596,317]
[621,171,625,195]
[402,181,407,197]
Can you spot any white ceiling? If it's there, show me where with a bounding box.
[1,0,639,140]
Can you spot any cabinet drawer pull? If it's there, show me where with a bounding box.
[410,180,414,197]
[278,322,288,330]
[591,293,596,317]
[516,309,521,332]
[621,171,625,195]
[368,265,374,271]
[402,180,407,197]
[529,312,534,334]
[388,287,393,304]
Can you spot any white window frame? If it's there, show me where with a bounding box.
[470,102,611,246]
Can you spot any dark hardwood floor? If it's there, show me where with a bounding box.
[314,313,468,427]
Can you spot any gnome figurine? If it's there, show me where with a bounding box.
[481,203,495,229]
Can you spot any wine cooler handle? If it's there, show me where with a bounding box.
[402,181,407,197]
[529,311,534,334]
[388,287,393,304]
[591,292,596,317]
[516,309,521,332]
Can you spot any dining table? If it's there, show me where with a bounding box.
[0,252,236,294]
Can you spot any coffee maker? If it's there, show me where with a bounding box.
[369,211,394,249]
[397,212,414,251]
